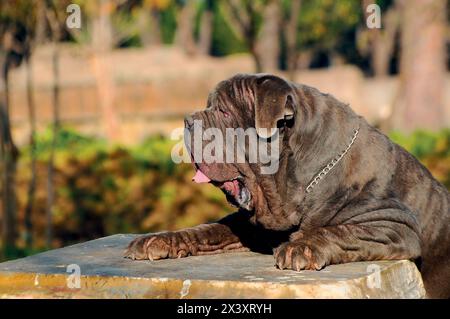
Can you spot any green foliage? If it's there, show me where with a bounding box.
[389,130,450,159]
[0,0,36,25]
[0,0,376,68]
[376,0,395,11]
[1,245,47,262]
[10,127,233,255]
[390,130,450,188]
[210,1,247,56]
[160,1,178,44]
[130,135,178,173]
[25,127,107,160]
[296,0,361,52]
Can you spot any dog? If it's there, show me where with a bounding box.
[125,73,450,298]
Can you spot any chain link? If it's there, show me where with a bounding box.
[305,127,360,194]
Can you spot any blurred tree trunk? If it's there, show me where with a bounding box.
[243,6,261,72]
[0,38,19,254]
[23,52,37,249]
[175,0,197,56]
[221,0,262,72]
[360,0,400,77]
[45,3,62,248]
[35,0,47,46]
[46,41,59,248]
[329,52,345,66]
[198,0,213,55]
[297,50,312,70]
[222,0,284,72]
[139,6,162,47]
[256,0,281,72]
[391,0,447,132]
[285,0,302,79]
[23,1,40,249]
[91,0,120,141]
[150,8,162,45]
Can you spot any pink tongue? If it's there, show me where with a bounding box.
[192,170,211,183]
[223,180,239,197]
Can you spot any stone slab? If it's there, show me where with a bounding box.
[0,234,426,298]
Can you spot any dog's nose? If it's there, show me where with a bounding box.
[184,115,195,129]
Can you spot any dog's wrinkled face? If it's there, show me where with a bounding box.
[184,73,299,231]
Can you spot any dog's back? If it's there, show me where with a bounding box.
[390,143,450,298]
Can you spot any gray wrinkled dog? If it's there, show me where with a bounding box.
[125,74,450,298]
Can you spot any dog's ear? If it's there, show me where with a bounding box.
[254,75,296,138]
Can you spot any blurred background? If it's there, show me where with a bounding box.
[0,0,449,261]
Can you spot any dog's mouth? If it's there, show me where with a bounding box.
[215,178,252,210]
[192,169,253,210]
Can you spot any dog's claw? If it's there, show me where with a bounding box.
[123,249,135,260]
[124,233,181,261]
[274,242,327,271]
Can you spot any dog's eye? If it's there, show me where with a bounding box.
[276,115,295,129]
[219,109,230,118]
[284,114,294,121]
[276,119,286,128]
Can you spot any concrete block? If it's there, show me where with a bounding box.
[0,234,426,299]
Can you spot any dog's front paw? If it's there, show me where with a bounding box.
[124,232,190,261]
[274,241,328,271]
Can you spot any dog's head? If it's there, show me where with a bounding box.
[184,73,302,231]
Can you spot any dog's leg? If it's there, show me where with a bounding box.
[124,211,275,260]
[124,223,247,260]
[274,209,422,271]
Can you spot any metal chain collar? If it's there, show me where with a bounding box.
[305,127,360,194]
